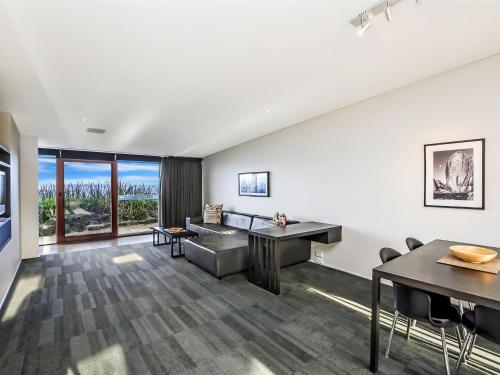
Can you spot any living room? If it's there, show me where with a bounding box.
[1,1,500,374]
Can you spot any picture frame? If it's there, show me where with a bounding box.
[238,172,270,197]
[424,138,485,209]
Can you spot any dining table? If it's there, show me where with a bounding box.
[369,239,500,372]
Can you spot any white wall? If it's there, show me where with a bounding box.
[0,112,21,307]
[20,134,39,259]
[203,54,500,280]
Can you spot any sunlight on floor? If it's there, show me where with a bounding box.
[306,287,500,374]
[112,253,144,264]
[1,274,42,322]
[240,352,276,375]
[69,344,128,375]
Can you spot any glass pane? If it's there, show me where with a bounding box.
[38,155,57,245]
[64,162,112,237]
[117,160,159,235]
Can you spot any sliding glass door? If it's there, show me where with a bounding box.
[38,149,160,245]
[38,155,57,245]
[117,160,160,235]
[56,159,118,242]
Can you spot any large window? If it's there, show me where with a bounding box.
[38,149,160,245]
[38,155,57,245]
[117,160,160,235]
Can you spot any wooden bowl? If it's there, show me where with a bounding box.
[167,227,185,232]
[449,245,497,264]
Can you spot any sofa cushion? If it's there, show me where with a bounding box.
[185,235,249,278]
[190,222,247,237]
[203,203,223,224]
[221,212,253,230]
[188,235,248,253]
[250,216,275,230]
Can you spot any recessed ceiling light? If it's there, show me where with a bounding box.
[82,117,88,123]
[86,128,106,134]
[266,109,272,113]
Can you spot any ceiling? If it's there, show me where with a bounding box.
[1,0,500,158]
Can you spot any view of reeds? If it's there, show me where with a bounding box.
[38,181,159,237]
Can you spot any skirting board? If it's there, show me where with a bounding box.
[307,259,392,285]
[0,259,21,312]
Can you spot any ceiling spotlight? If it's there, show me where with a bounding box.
[358,15,371,35]
[82,117,88,123]
[385,2,393,22]
[351,0,421,34]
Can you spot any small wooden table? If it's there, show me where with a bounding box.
[152,227,199,258]
[370,239,500,372]
[248,222,342,295]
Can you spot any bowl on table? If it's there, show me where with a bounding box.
[167,227,185,233]
[449,245,498,264]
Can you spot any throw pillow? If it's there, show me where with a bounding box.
[203,203,223,224]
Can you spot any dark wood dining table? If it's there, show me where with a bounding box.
[370,239,500,372]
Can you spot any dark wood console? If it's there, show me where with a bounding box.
[248,222,342,295]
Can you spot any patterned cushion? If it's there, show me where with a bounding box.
[203,203,223,224]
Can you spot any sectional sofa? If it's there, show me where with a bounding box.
[185,211,311,278]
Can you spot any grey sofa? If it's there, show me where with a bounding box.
[185,211,311,278]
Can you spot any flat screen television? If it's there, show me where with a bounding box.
[0,171,6,216]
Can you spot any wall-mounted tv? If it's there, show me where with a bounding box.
[0,171,6,216]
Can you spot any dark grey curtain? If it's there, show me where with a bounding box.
[159,157,202,228]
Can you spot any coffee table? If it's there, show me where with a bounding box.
[152,227,199,258]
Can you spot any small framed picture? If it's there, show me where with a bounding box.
[238,172,270,197]
[424,139,485,209]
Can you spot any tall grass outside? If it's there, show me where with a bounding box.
[38,181,159,241]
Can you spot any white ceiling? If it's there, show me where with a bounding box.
[1,0,500,157]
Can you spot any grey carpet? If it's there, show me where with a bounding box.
[0,241,496,375]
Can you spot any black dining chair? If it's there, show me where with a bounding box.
[406,237,424,251]
[453,305,500,374]
[380,247,401,263]
[405,235,473,342]
[380,248,462,375]
[381,247,417,340]
[404,237,424,332]
[404,237,470,334]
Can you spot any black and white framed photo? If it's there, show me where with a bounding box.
[238,172,270,197]
[424,138,485,209]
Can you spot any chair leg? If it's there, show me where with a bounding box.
[453,333,473,375]
[454,326,466,365]
[454,326,462,350]
[457,301,468,339]
[440,328,451,375]
[465,334,477,361]
[385,311,399,358]
[406,318,411,340]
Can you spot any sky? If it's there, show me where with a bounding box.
[38,157,160,187]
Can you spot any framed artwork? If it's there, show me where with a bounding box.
[424,138,485,209]
[238,172,270,197]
